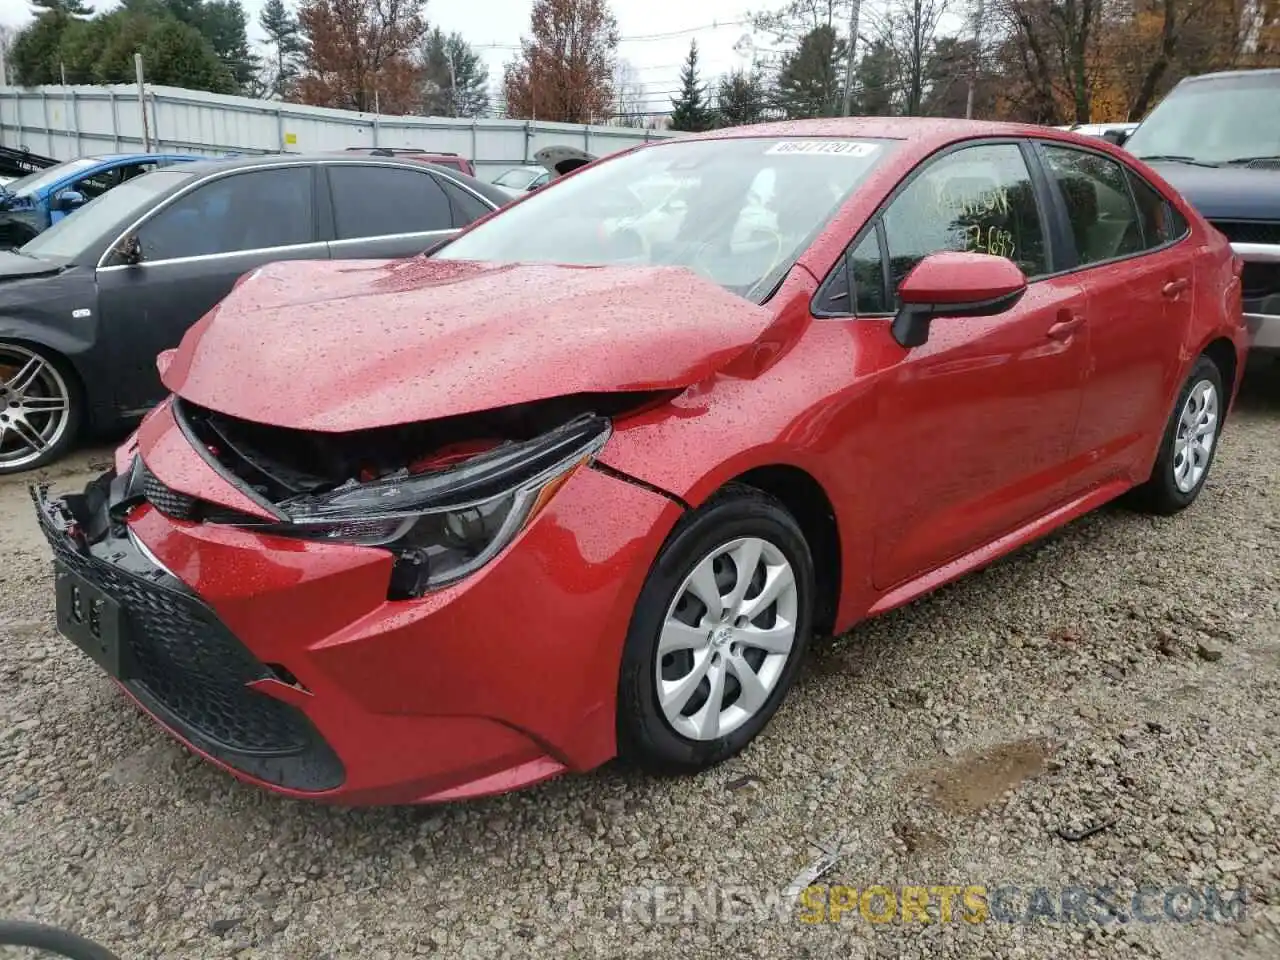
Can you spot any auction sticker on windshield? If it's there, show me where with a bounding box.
[764,141,880,157]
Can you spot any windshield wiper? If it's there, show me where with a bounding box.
[1221,155,1280,166]
[1135,154,1220,168]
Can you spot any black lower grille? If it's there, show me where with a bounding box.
[1241,261,1280,302]
[1210,219,1280,245]
[141,464,199,520]
[35,488,344,792]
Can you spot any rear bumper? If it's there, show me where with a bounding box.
[32,442,677,805]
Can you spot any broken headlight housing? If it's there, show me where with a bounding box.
[255,415,611,598]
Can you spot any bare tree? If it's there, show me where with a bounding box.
[611,58,647,125]
[873,0,950,115]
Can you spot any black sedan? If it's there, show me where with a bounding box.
[0,153,508,474]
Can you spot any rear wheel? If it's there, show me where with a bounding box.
[617,484,815,773]
[0,341,82,475]
[1131,355,1224,515]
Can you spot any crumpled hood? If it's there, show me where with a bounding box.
[162,257,776,432]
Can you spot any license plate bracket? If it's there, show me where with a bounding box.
[54,563,130,678]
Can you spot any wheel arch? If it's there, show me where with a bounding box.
[0,333,88,408]
[724,463,842,638]
[1198,336,1240,413]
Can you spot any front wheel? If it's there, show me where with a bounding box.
[617,484,815,774]
[0,341,83,475]
[1131,355,1225,515]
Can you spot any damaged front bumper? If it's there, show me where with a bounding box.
[32,414,682,804]
[32,473,346,792]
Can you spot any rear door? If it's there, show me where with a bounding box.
[1035,142,1194,486]
[852,141,1092,590]
[323,162,458,259]
[95,164,326,415]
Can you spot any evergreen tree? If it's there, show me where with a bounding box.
[258,0,305,98]
[714,67,768,127]
[774,24,846,119]
[669,39,713,132]
[31,0,91,16]
[420,28,489,117]
[853,39,897,116]
[11,10,72,85]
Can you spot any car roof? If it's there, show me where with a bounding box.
[668,116,1095,151]
[171,152,509,207]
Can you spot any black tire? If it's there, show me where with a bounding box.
[0,340,84,476]
[1130,354,1225,515]
[0,921,120,959]
[617,483,815,774]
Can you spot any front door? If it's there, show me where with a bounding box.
[1035,142,1196,484]
[865,142,1091,590]
[95,165,326,416]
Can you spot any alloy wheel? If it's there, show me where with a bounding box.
[1172,379,1218,493]
[656,536,799,741]
[0,344,73,472]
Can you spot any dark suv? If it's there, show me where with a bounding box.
[1115,69,1280,358]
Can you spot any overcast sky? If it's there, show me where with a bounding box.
[0,0,776,112]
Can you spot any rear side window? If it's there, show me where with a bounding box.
[437,178,493,226]
[882,143,1048,299]
[1041,145,1143,265]
[328,165,453,239]
[1126,170,1185,247]
[137,167,313,260]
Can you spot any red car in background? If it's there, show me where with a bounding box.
[36,118,1248,805]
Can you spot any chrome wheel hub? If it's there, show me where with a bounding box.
[0,345,72,471]
[656,536,799,742]
[1172,379,1218,494]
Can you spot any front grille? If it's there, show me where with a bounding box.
[36,498,344,792]
[1241,261,1280,302]
[1210,220,1280,245]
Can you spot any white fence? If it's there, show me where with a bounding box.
[0,83,671,180]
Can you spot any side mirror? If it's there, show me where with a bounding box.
[114,234,143,266]
[53,189,87,212]
[890,251,1028,349]
[1101,129,1130,147]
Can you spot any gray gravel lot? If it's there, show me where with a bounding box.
[1,366,1278,960]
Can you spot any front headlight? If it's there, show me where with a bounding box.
[254,414,610,597]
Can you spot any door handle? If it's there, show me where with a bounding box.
[1162,277,1190,298]
[1047,314,1085,341]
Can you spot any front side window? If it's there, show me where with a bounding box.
[136,167,313,261]
[435,137,895,300]
[328,165,453,239]
[21,170,194,262]
[882,143,1048,300]
[1041,145,1143,265]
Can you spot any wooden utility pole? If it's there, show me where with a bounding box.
[965,0,985,119]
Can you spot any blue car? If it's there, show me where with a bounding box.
[0,153,203,247]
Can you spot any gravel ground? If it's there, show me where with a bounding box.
[1,364,1278,960]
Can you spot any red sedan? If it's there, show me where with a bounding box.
[35,119,1248,805]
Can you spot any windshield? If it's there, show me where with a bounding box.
[493,168,539,188]
[20,169,193,261]
[1,157,101,198]
[1126,73,1280,164]
[436,137,895,299]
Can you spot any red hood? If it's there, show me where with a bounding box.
[162,258,775,431]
